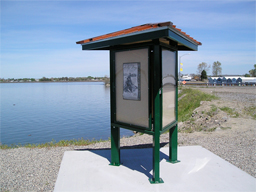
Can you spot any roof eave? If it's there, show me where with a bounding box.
[79,26,200,51]
[80,27,169,50]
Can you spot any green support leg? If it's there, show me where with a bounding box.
[110,126,120,166]
[167,124,180,163]
[149,43,163,184]
[149,132,164,184]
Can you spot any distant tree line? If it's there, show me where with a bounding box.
[245,64,256,77]
[196,62,256,80]
[39,76,108,82]
[195,62,254,79]
[196,61,222,80]
[0,76,109,83]
[0,78,36,83]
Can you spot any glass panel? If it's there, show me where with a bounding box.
[115,48,149,128]
[162,49,176,128]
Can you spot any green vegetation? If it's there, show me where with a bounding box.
[0,76,110,83]
[0,138,109,149]
[197,62,210,76]
[207,104,218,117]
[178,88,218,122]
[248,64,256,77]
[244,106,256,119]
[201,70,207,80]
[212,61,222,76]
[220,106,239,118]
[179,127,193,133]
[208,127,217,132]
[221,127,231,130]
[0,78,36,83]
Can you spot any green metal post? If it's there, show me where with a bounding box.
[167,50,179,163]
[149,43,163,184]
[151,123,163,183]
[168,124,179,163]
[109,49,120,166]
[110,126,120,166]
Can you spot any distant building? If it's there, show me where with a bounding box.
[209,76,256,84]
[180,75,192,81]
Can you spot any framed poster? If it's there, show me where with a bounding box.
[123,62,141,100]
[115,48,148,127]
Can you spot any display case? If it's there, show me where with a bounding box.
[77,21,201,184]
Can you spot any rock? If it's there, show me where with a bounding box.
[222,116,228,122]
[215,127,222,131]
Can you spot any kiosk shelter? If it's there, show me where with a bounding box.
[76,21,201,183]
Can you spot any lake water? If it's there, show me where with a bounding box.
[0,82,134,145]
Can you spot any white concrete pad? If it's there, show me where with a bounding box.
[54,146,255,192]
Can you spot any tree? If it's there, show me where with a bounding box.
[190,73,196,78]
[201,70,207,80]
[197,62,210,75]
[249,64,256,77]
[193,75,200,81]
[244,74,250,77]
[39,77,51,81]
[212,61,222,76]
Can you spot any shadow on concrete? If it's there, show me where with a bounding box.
[74,143,169,180]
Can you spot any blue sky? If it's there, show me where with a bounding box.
[1,0,255,78]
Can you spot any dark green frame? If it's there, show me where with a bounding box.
[110,46,152,132]
[160,44,178,132]
[109,40,179,183]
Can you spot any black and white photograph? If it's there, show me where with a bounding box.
[123,62,140,100]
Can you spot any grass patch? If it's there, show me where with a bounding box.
[221,127,231,130]
[207,104,218,117]
[178,88,218,122]
[0,138,109,149]
[207,127,217,132]
[220,106,239,118]
[179,127,193,133]
[244,106,256,119]
[195,126,203,132]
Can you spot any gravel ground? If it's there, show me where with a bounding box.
[1,87,255,192]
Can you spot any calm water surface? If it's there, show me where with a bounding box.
[1,82,133,145]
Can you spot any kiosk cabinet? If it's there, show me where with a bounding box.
[76,21,201,183]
